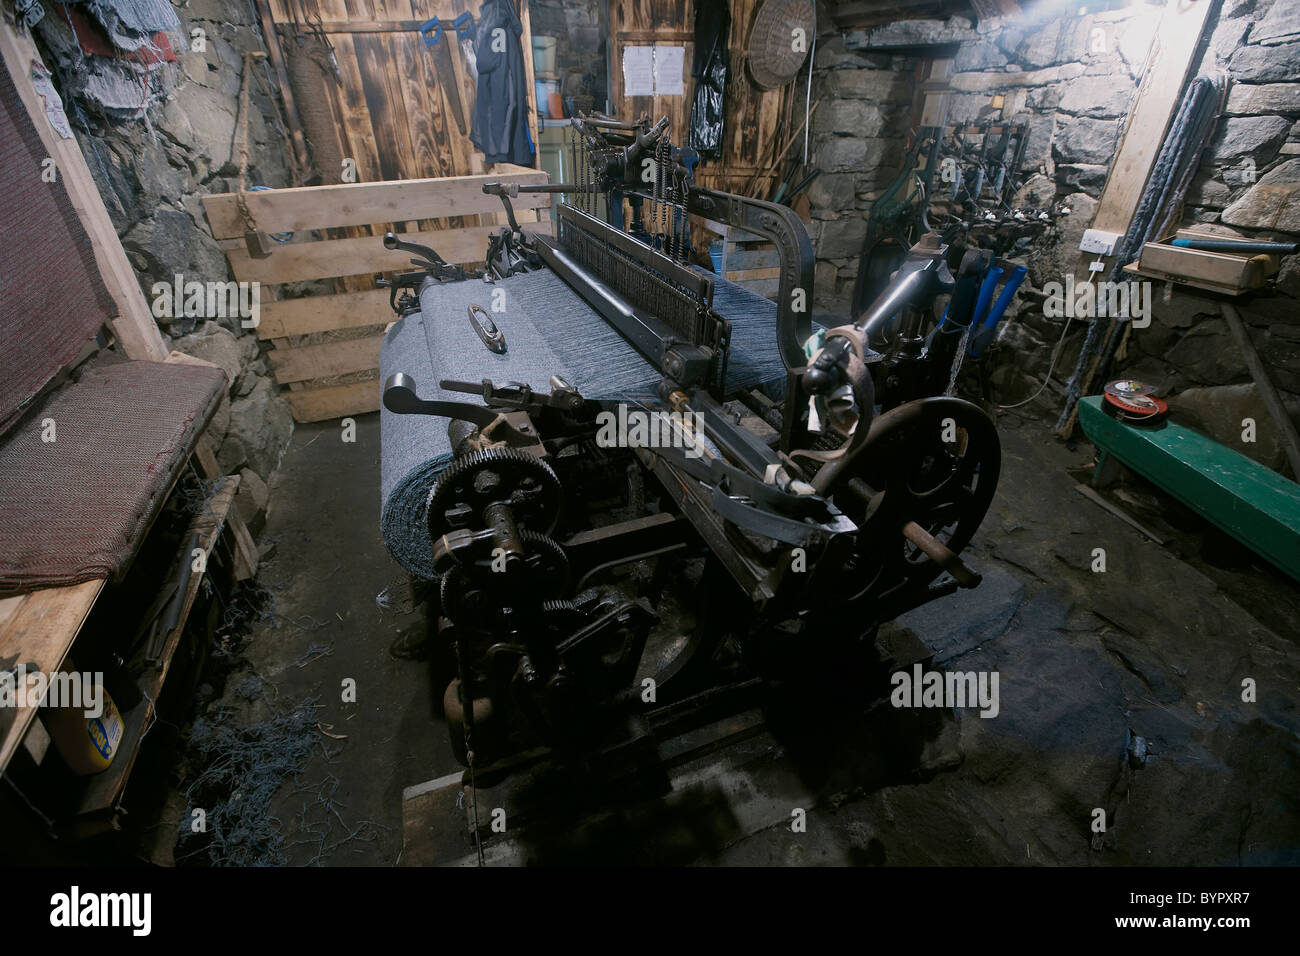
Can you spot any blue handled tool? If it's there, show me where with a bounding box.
[418,17,468,135]
[968,265,1027,357]
[419,16,444,45]
[969,266,1002,330]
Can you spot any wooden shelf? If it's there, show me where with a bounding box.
[0,580,106,776]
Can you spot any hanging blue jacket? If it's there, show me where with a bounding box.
[471,0,536,166]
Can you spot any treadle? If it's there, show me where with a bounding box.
[400,630,936,866]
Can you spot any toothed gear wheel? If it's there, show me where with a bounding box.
[426,446,562,540]
[439,530,571,627]
[540,598,585,644]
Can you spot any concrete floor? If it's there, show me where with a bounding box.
[204,408,1300,866]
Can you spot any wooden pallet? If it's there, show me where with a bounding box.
[702,218,783,300]
[202,169,552,423]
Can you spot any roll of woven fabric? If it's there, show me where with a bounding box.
[379,268,792,578]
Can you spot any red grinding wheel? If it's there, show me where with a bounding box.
[1103,380,1167,424]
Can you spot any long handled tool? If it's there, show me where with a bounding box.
[420,17,468,136]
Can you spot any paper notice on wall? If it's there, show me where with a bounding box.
[622,44,686,96]
[623,46,655,97]
[653,45,684,96]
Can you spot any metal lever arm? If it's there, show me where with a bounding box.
[383,231,449,268]
[383,374,537,447]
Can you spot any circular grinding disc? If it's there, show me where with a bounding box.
[1103,387,1167,423]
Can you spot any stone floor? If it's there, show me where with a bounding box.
[199,408,1300,866]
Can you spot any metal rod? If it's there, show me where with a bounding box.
[901,521,981,588]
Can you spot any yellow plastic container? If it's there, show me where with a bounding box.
[48,684,124,776]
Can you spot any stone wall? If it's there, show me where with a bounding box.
[808,0,1300,467]
[36,0,295,531]
[807,5,1155,304]
[1124,0,1300,473]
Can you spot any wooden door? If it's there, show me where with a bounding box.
[267,0,540,184]
[609,0,800,197]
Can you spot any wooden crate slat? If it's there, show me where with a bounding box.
[0,579,106,774]
[725,266,782,282]
[257,289,392,339]
[203,170,551,239]
[227,221,554,285]
[76,477,238,822]
[284,381,381,422]
[267,334,386,383]
[721,248,780,272]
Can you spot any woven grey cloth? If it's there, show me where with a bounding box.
[379,268,790,578]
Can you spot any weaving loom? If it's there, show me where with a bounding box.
[380,268,791,577]
[377,113,1003,780]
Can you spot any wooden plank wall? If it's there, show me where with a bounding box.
[267,0,539,185]
[609,0,800,198]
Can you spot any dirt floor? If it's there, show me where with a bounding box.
[187,407,1300,866]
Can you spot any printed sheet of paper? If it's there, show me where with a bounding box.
[653,45,685,96]
[622,46,655,97]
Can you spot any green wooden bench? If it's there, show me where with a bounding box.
[1077,395,1300,582]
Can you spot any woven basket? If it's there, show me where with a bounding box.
[746,0,815,91]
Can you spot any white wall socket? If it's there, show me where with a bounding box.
[1079,229,1121,256]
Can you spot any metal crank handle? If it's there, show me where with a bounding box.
[902,521,982,588]
[382,374,535,446]
[383,232,448,266]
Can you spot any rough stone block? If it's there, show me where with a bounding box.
[1221,157,1300,231]
[1052,116,1120,166]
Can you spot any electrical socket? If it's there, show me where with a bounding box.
[1080,229,1120,256]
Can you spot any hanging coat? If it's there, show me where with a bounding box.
[471,0,535,166]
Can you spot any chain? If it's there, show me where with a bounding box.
[657,137,670,252]
[946,322,973,396]
[572,122,581,212]
[455,644,486,867]
[674,166,686,263]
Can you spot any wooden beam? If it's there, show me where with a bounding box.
[1082,0,1213,253]
[1057,0,1212,438]
[276,18,423,34]
[257,288,391,338]
[267,334,385,383]
[278,19,425,35]
[1221,302,1300,481]
[283,381,380,422]
[225,220,553,284]
[255,0,313,179]
[0,24,167,361]
[202,169,551,239]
